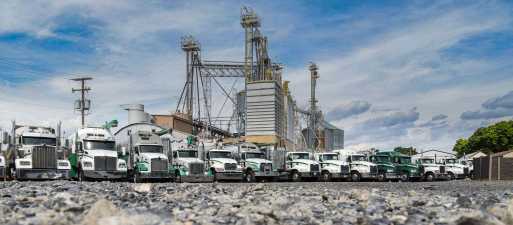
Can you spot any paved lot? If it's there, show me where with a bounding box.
[1,180,513,225]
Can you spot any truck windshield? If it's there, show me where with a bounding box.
[290,153,310,160]
[84,140,115,150]
[351,155,367,161]
[245,152,266,159]
[321,154,339,161]
[420,158,435,164]
[374,156,390,163]
[178,150,198,158]
[210,151,232,159]
[139,145,163,153]
[22,137,56,146]
[445,159,456,164]
[399,157,411,164]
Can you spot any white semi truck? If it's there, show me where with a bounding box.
[314,152,350,181]
[442,158,469,179]
[225,143,277,182]
[285,151,320,182]
[2,122,70,180]
[206,149,243,181]
[121,130,172,182]
[68,127,127,181]
[333,150,378,182]
[415,156,448,181]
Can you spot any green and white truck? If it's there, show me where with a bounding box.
[206,149,243,181]
[170,146,213,182]
[285,151,320,182]
[68,127,127,181]
[314,152,350,181]
[372,151,420,181]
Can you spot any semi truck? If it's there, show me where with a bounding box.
[206,149,243,181]
[223,143,278,182]
[285,151,320,182]
[369,153,398,181]
[442,158,469,179]
[121,130,172,182]
[314,152,350,181]
[334,150,378,182]
[2,122,70,180]
[415,156,448,181]
[372,151,420,181]
[170,146,213,182]
[68,127,127,181]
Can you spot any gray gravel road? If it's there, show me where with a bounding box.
[1,180,513,225]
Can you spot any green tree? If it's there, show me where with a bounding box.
[452,120,513,157]
[393,146,417,156]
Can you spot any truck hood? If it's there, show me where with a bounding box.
[245,158,272,164]
[176,157,203,165]
[84,150,117,158]
[211,158,237,164]
[291,159,319,165]
[352,161,375,167]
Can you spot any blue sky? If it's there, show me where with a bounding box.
[1,0,513,151]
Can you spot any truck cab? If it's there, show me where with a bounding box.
[314,152,350,181]
[373,151,420,181]
[334,150,378,182]
[69,127,127,181]
[369,153,398,181]
[206,149,243,181]
[128,131,171,182]
[415,157,448,181]
[285,151,320,182]
[442,158,469,179]
[239,150,276,182]
[171,148,212,182]
[9,123,70,180]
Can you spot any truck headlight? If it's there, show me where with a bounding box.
[387,169,393,172]
[118,163,127,169]
[83,162,93,168]
[20,161,31,166]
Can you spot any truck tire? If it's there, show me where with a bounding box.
[399,174,408,182]
[448,172,455,180]
[351,172,361,182]
[425,173,434,182]
[78,168,85,182]
[290,171,300,182]
[175,170,182,183]
[245,170,256,182]
[321,171,331,182]
[377,173,385,182]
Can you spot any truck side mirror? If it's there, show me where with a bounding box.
[76,142,83,153]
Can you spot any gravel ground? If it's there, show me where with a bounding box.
[1,180,513,225]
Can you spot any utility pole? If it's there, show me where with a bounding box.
[308,63,319,151]
[71,77,92,128]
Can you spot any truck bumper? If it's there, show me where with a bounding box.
[384,172,399,180]
[360,172,378,179]
[216,172,243,181]
[83,170,127,180]
[435,173,449,180]
[299,171,320,178]
[254,171,279,178]
[138,171,173,180]
[180,174,214,183]
[16,169,70,180]
[331,172,350,179]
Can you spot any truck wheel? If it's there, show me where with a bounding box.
[321,172,331,182]
[211,169,218,182]
[351,172,361,182]
[290,171,301,182]
[400,174,408,182]
[377,173,385,182]
[78,169,85,182]
[448,172,455,180]
[133,173,140,183]
[245,171,256,182]
[425,173,434,182]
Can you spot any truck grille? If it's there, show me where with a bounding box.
[310,164,320,172]
[439,166,446,174]
[224,163,237,171]
[32,146,57,169]
[94,156,117,171]
[370,165,378,174]
[340,165,350,173]
[189,162,204,175]
[260,163,272,172]
[151,158,168,172]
